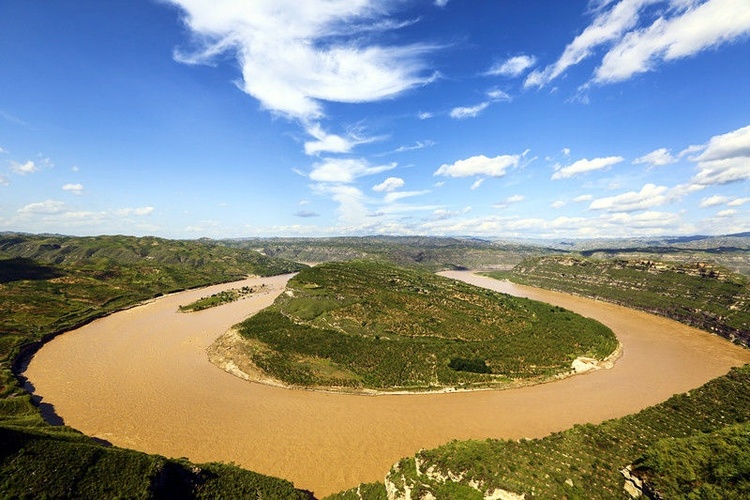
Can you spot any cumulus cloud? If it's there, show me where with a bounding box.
[573,194,594,202]
[168,0,436,121]
[551,200,567,209]
[526,0,750,88]
[691,124,750,185]
[728,197,750,207]
[373,177,405,192]
[633,147,677,166]
[10,160,38,175]
[18,199,66,215]
[435,154,520,178]
[62,183,84,195]
[551,156,624,179]
[487,55,537,77]
[589,183,669,212]
[309,158,396,183]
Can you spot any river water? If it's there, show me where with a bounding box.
[24,271,750,497]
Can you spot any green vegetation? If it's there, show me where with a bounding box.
[328,365,750,499]
[234,260,617,390]
[487,255,750,345]
[0,426,311,499]
[0,233,310,498]
[630,423,750,498]
[179,285,264,312]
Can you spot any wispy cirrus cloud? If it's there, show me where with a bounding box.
[309,158,396,184]
[526,0,750,88]
[487,55,537,77]
[168,0,436,122]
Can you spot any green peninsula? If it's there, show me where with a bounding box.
[225,260,618,391]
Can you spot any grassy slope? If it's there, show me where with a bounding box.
[234,260,617,391]
[490,255,750,346]
[0,234,310,498]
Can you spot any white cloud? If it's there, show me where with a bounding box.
[115,207,155,216]
[551,156,624,179]
[486,88,512,101]
[595,0,750,83]
[373,177,405,192]
[449,101,490,119]
[0,174,8,186]
[303,123,380,156]
[418,111,434,120]
[313,183,368,225]
[383,190,429,204]
[699,195,729,208]
[18,199,66,215]
[691,124,750,185]
[526,0,654,88]
[526,0,750,88]
[551,200,567,209]
[633,147,677,166]
[494,195,524,209]
[62,183,84,195]
[589,183,669,212]
[168,0,436,121]
[309,158,396,183]
[573,194,594,202]
[434,0,450,6]
[435,154,520,178]
[728,197,750,207]
[717,209,738,217]
[10,160,38,175]
[470,178,484,190]
[487,55,537,77]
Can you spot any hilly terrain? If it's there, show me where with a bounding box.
[488,255,750,346]
[222,260,618,391]
[0,233,311,498]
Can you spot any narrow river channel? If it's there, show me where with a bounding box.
[24,271,750,497]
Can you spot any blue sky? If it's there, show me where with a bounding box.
[1,0,749,239]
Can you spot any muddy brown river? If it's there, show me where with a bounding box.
[24,271,750,497]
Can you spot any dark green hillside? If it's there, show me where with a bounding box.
[328,365,750,499]
[0,234,310,498]
[488,255,750,346]
[234,261,617,390]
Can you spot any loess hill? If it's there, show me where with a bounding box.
[229,260,618,391]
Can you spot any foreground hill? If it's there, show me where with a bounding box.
[330,365,750,499]
[0,234,310,498]
[489,255,750,346]
[219,261,617,391]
